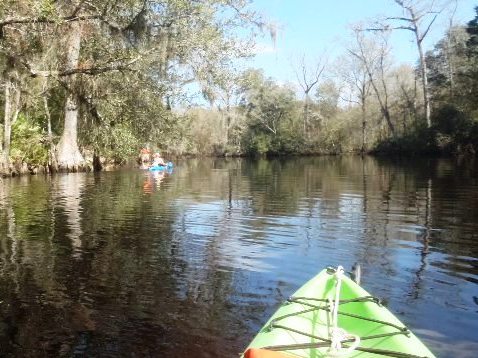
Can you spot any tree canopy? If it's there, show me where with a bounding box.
[1,1,477,175]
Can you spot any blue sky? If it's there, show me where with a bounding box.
[248,0,477,84]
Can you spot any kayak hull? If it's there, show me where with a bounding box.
[148,162,174,171]
[243,268,436,358]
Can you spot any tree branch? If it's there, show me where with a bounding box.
[15,53,142,78]
[0,14,101,28]
[420,13,439,41]
[385,16,414,22]
[366,26,414,32]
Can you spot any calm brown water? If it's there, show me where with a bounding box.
[0,157,477,357]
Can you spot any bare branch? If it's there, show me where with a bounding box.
[385,16,414,22]
[366,26,414,32]
[420,13,439,41]
[339,94,360,105]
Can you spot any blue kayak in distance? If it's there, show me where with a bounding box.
[148,162,174,171]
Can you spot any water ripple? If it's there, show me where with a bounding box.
[0,157,476,357]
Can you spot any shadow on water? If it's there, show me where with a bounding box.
[0,156,477,357]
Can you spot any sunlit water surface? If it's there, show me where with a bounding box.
[0,157,477,357]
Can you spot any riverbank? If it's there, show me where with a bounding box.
[2,117,477,178]
[2,149,476,178]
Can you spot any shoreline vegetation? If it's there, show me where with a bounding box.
[1,2,477,177]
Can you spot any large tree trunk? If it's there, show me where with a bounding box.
[57,21,84,171]
[1,82,13,173]
[2,81,12,170]
[361,95,366,153]
[304,92,310,139]
[43,92,59,173]
[1,79,21,174]
[416,37,431,128]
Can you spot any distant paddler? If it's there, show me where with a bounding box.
[151,152,166,167]
[139,146,151,164]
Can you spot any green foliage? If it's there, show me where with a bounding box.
[86,123,140,164]
[372,105,478,155]
[467,6,478,50]
[1,0,267,170]
[245,133,271,155]
[39,0,56,17]
[238,70,303,155]
[434,105,470,135]
[433,105,478,152]
[2,0,478,170]
[186,109,224,155]
[372,129,435,155]
[10,114,48,165]
[315,80,340,119]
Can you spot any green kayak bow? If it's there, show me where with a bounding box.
[243,266,436,358]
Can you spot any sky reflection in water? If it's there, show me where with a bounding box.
[0,156,477,357]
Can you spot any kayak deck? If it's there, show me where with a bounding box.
[148,162,174,171]
[243,268,436,358]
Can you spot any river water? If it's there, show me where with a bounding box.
[0,157,476,357]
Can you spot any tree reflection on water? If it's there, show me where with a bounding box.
[0,156,477,357]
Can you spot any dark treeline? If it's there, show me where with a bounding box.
[1,1,477,176]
